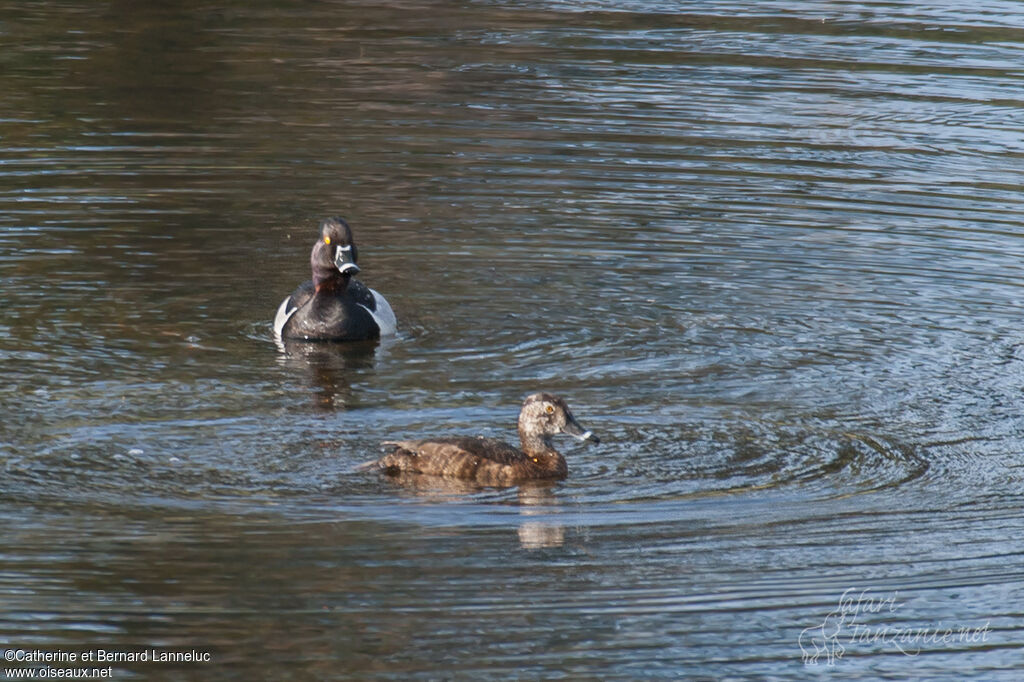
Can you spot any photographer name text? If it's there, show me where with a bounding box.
[5,649,211,664]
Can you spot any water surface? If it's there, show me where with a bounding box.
[3,1,1024,678]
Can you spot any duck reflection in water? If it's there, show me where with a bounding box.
[275,337,387,410]
[377,474,568,549]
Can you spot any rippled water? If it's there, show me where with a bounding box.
[4,1,1024,678]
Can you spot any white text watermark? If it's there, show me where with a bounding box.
[798,588,990,665]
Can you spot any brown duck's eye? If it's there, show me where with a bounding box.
[545,404,555,414]
[324,236,331,245]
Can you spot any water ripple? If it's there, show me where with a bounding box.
[5,1,1024,677]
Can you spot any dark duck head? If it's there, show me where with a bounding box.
[369,393,600,486]
[274,217,396,342]
[311,217,360,293]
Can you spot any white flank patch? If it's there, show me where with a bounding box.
[359,288,397,336]
[273,297,296,338]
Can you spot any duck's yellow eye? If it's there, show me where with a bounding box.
[545,405,555,414]
[324,236,331,245]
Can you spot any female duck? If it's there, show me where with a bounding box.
[371,393,600,485]
[274,217,396,341]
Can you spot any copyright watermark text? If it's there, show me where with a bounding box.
[2,649,212,679]
[798,588,990,665]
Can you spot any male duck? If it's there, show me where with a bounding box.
[274,217,396,341]
[370,393,600,485]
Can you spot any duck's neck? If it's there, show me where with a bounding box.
[519,432,567,477]
[314,270,350,295]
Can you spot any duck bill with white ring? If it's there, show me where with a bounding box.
[333,244,360,276]
[562,414,601,445]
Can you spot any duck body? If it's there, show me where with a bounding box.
[380,435,568,485]
[373,393,599,485]
[274,277,395,341]
[274,217,396,342]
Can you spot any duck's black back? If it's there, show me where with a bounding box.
[280,279,381,341]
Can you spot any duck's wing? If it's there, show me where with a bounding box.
[349,279,397,336]
[273,279,315,338]
[378,437,526,477]
[439,437,526,464]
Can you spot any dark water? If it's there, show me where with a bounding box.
[4,1,1024,678]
